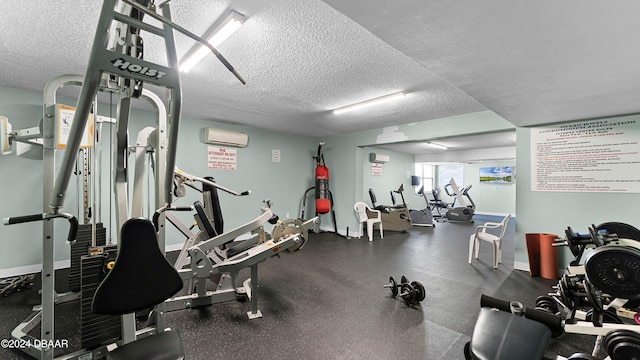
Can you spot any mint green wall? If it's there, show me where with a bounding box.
[464,162,516,215]
[515,116,640,271]
[433,162,516,216]
[171,118,316,228]
[361,147,414,205]
[322,111,515,234]
[0,86,316,274]
[360,147,414,227]
[308,144,414,236]
[0,88,74,273]
[0,84,536,271]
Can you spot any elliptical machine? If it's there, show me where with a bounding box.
[431,178,475,223]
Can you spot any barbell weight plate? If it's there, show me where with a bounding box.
[585,308,624,325]
[611,341,640,360]
[584,245,640,300]
[558,276,574,309]
[400,283,416,305]
[535,295,558,314]
[411,281,426,302]
[271,219,308,252]
[604,330,632,353]
[400,275,408,284]
[389,276,398,297]
[582,280,603,312]
[604,329,640,355]
[596,222,640,242]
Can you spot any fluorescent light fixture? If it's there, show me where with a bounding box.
[333,92,405,115]
[424,142,448,150]
[180,10,245,73]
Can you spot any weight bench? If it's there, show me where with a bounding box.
[465,295,561,360]
[465,307,551,360]
[92,217,185,360]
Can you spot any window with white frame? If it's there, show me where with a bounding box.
[413,163,434,193]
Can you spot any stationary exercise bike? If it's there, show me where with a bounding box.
[368,186,412,232]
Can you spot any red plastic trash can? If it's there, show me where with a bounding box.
[525,233,558,280]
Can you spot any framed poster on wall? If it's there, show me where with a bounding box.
[479,166,513,184]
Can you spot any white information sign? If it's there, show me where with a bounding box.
[56,104,93,149]
[272,149,281,163]
[207,146,237,171]
[371,163,383,176]
[531,119,640,192]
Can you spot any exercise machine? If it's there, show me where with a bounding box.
[301,142,336,235]
[165,168,318,318]
[2,0,245,358]
[407,185,435,227]
[465,223,640,359]
[368,186,412,232]
[390,184,434,227]
[431,178,475,223]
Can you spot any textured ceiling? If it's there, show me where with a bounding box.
[324,0,640,127]
[0,0,485,138]
[1,1,638,144]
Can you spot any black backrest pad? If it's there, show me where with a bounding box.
[194,201,217,238]
[92,218,183,315]
[203,176,224,235]
[368,188,377,206]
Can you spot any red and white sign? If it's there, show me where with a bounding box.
[207,146,237,171]
[371,163,383,176]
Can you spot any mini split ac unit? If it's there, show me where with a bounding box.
[205,128,248,148]
[369,153,390,164]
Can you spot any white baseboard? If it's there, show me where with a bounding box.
[0,259,71,278]
[513,261,529,272]
[476,211,516,218]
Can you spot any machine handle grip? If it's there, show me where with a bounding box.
[3,212,78,243]
[3,213,45,225]
[240,191,251,196]
[523,307,563,336]
[480,294,510,311]
[66,216,78,243]
[153,206,194,230]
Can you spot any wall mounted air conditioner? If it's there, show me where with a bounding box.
[205,127,248,148]
[369,153,390,164]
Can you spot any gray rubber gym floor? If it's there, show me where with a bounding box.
[0,215,598,359]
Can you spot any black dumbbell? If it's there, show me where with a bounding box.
[383,275,410,297]
[384,276,399,297]
[384,276,426,305]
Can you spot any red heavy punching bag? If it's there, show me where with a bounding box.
[315,165,330,214]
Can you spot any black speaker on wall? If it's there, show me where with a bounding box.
[411,175,420,186]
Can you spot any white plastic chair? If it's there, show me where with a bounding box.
[354,202,383,241]
[468,214,511,268]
